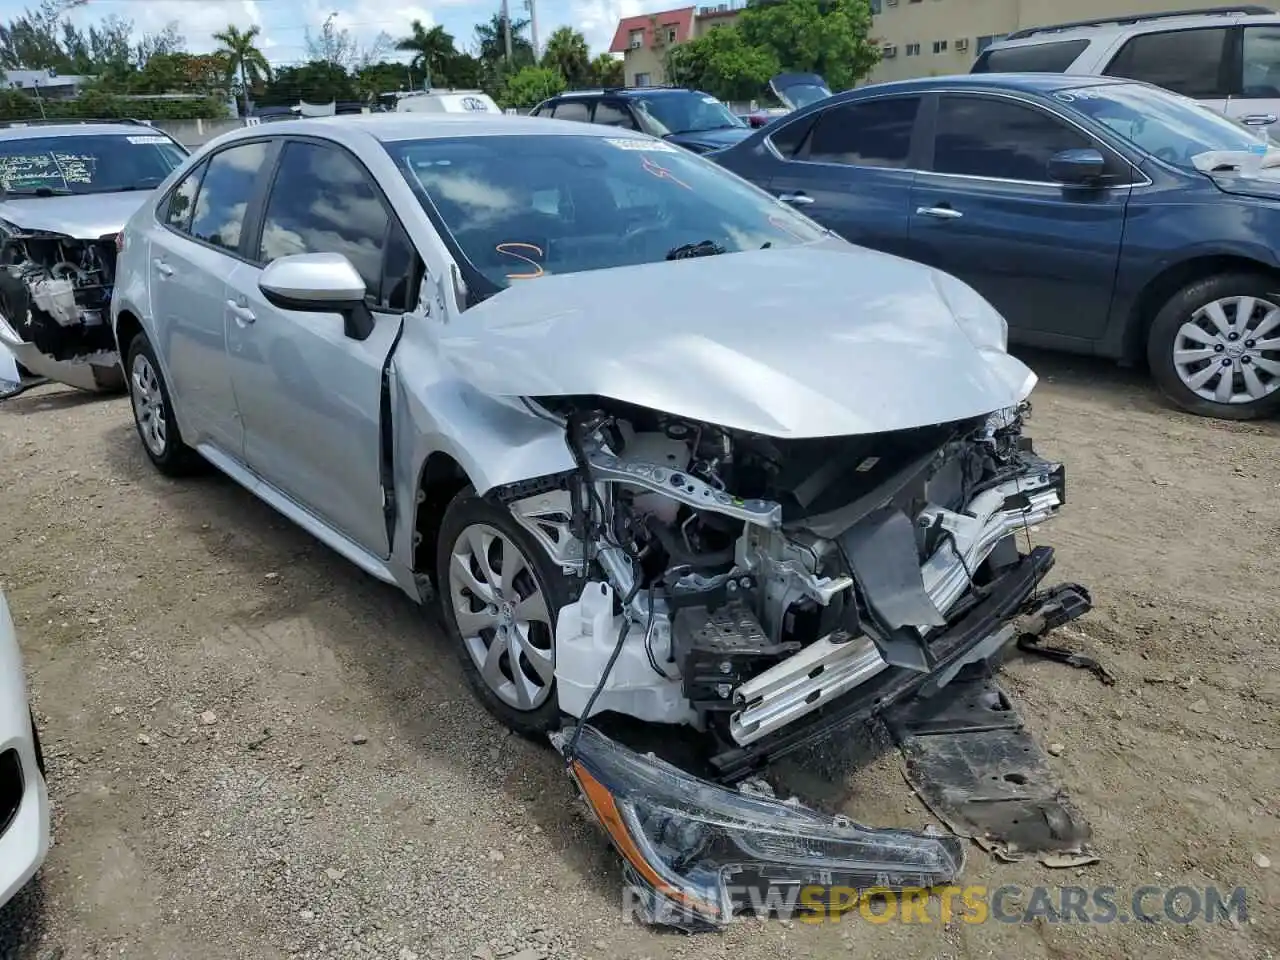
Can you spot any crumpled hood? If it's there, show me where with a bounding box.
[439,242,1035,439]
[0,190,149,238]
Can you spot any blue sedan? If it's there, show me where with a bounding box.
[711,73,1280,420]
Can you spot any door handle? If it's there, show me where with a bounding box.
[226,300,256,325]
[153,258,174,277]
[777,192,815,206]
[916,205,964,220]
[1241,113,1278,125]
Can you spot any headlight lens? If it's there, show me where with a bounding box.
[555,725,965,930]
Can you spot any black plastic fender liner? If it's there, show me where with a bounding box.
[709,546,1057,783]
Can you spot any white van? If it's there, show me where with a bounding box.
[394,90,503,115]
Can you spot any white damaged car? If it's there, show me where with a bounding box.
[110,114,1092,926]
[0,120,188,397]
[0,587,50,909]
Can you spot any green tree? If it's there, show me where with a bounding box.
[213,23,271,116]
[502,64,564,108]
[589,53,624,87]
[395,20,457,87]
[539,26,589,88]
[0,0,85,72]
[665,26,779,101]
[260,60,356,106]
[737,0,878,91]
[474,11,535,68]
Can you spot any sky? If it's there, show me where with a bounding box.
[0,0,685,69]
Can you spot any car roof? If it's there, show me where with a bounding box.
[840,72,1126,98]
[213,112,660,145]
[989,8,1280,48]
[0,121,158,141]
[553,87,707,99]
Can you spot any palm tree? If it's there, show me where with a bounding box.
[213,24,270,117]
[540,27,590,88]
[590,53,624,88]
[395,21,457,88]
[474,11,534,68]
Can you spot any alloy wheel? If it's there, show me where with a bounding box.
[448,523,556,712]
[1173,295,1280,405]
[130,353,168,456]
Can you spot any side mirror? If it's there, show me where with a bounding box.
[258,252,375,341]
[1047,148,1107,186]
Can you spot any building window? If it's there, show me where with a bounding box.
[871,0,882,12]
[662,23,678,43]
[909,0,921,4]
[976,34,1000,53]
[628,28,643,48]
[634,72,651,87]
[906,42,920,56]
[933,39,948,53]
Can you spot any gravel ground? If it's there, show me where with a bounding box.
[0,351,1276,960]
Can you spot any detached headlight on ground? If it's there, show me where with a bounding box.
[553,725,965,930]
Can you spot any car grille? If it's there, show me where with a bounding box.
[0,748,23,836]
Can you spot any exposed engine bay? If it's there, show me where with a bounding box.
[0,226,122,394]
[496,396,1075,761]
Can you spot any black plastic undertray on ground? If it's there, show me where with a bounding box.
[882,664,1097,866]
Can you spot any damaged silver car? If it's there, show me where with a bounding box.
[0,120,188,396]
[111,114,1092,926]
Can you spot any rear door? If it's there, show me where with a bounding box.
[147,139,276,456]
[1100,25,1234,115]
[762,94,925,259]
[906,92,1132,345]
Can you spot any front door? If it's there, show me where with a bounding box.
[224,138,417,557]
[905,93,1131,346]
[763,95,923,260]
[1227,23,1280,133]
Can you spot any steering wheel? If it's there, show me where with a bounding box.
[1155,147,1181,164]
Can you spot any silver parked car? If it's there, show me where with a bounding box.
[0,120,188,396]
[110,114,1092,926]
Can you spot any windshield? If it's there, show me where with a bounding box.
[0,132,186,196]
[386,134,827,293]
[631,92,745,136]
[1055,82,1278,170]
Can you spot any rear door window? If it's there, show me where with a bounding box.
[551,100,592,122]
[971,39,1089,73]
[803,96,920,168]
[1102,27,1232,98]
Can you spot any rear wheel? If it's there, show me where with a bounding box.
[126,335,202,476]
[1147,273,1280,420]
[436,489,571,737]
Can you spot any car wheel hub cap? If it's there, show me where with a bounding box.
[130,354,168,456]
[448,523,555,712]
[1174,295,1280,405]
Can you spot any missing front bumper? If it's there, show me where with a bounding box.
[553,724,965,931]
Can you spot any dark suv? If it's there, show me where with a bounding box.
[529,87,752,154]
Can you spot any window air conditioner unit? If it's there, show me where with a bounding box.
[629,39,642,49]
[955,37,969,51]
[882,43,898,56]
[887,0,898,6]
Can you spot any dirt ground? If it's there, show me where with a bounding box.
[0,351,1276,960]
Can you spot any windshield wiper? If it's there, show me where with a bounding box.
[666,239,727,260]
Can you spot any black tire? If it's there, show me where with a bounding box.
[435,487,573,737]
[1147,273,1280,420]
[125,334,203,476]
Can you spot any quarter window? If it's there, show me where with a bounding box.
[932,95,1093,182]
[552,100,592,121]
[971,38,1088,73]
[257,141,394,305]
[164,160,206,233]
[190,140,271,254]
[806,96,920,168]
[1103,27,1231,99]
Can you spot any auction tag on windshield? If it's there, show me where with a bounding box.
[603,137,677,152]
[126,135,171,145]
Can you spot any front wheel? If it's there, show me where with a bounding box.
[1147,273,1280,420]
[436,489,572,737]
